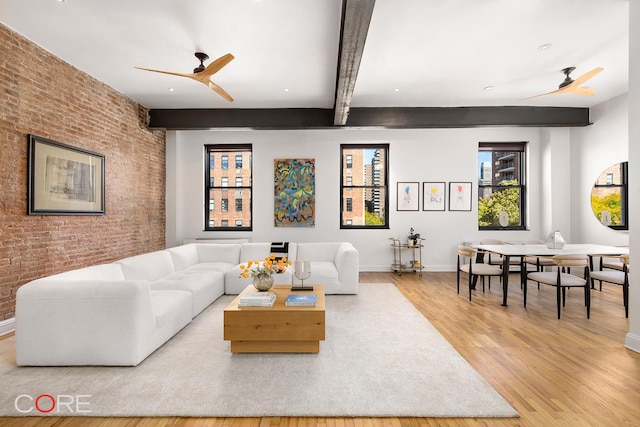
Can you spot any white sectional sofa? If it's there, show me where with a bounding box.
[15,242,358,366]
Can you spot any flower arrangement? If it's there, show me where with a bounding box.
[239,254,292,279]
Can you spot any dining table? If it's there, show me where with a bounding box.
[472,243,630,306]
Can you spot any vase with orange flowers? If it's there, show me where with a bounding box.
[239,254,292,291]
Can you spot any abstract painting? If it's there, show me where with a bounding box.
[274,158,315,227]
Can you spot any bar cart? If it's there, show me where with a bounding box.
[389,237,425,276]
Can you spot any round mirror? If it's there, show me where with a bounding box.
[590,162,628,230]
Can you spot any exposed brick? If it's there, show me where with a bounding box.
[0,23,167,320]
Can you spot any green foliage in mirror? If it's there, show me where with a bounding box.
[591,193,622,226]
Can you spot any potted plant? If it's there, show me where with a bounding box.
[407,228,420,246]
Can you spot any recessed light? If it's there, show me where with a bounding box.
[484,85,493,91]
[538,43,552,51]
[284,88,289,92]
[394,88,400,92]
[168,88,174,92]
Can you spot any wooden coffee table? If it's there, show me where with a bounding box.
[223,285,325,353]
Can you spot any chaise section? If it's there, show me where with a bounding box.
[15,276,192,366]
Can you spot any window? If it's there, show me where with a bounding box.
[340,144,389,229]
[478,142,526,230]
[205,144,252,231]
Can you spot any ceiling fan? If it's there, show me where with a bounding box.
[135,52,235,102]
[524,66,604,100]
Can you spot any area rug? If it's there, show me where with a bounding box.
[0,283,517,418]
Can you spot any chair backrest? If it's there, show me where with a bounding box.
[480,238,504,245]
[553,254,588,268]
[457,245,476,259]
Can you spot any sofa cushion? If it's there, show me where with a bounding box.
[116,251,175,281]
[151,269,225,317]
[240,242,297,263]
[167,244,199,271]
[150,290,192,330]
[297,242,341,261]
[296,261,339,288]
[195,244,242,264]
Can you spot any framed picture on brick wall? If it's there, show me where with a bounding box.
[28,134,105,215]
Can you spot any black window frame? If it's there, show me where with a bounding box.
[340,143,389,230]
[204,144,252,231]
[478,142,527,231]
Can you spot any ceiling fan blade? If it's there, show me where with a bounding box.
[200,53,235,77]
[207,81,234,102]
[564,86,596,96]
[520,87,565,100]
[522,67,603,100]
[568,67,604,88]
[134,66,195,79]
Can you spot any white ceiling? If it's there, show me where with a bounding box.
[0,0,629,111]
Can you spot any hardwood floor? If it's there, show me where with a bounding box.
[2,272,639,426]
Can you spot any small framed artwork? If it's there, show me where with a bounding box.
[449,182,472,211]
[28,134,105,215]
[397,182,419,211]
[422,182,445,211]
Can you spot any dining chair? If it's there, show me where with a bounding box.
[597,246,629,274]
[526,254,591,319]
[479,238,522,288]
[589,254,630,318]
[456,245,503,302]
[522,239,555,274]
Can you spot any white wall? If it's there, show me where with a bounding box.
[166,126,580,271]
[571,94,629,246]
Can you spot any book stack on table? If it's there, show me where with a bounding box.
[238,292,276,307]
[285,293,317,307]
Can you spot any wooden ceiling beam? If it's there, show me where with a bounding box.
[333,0,376,126]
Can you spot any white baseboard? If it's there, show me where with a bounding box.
[0,318,15,337]
[625,332,640,353]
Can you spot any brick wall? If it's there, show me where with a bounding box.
[0,23,167,320]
